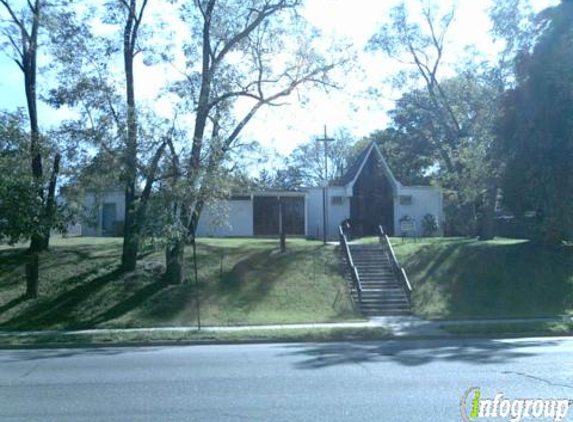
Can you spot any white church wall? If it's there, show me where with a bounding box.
[306,187,350,240]
[196,199,254,237]
[393,186,443,236]
[82,191,125,237]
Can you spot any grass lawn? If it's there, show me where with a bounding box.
[390,237,573,320]
[0,237,361,331]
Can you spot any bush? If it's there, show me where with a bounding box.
[421,213,438,237]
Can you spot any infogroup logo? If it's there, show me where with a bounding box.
[460,387,571,422]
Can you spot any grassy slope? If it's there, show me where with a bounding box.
[392,237,573,320]
[0,237,359,331]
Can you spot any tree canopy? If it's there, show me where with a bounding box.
[497,0,573,243]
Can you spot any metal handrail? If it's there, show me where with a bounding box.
[339,225,362,303]
[401,268,413,294]
[378,225,412,305]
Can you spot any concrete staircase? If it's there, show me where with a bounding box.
[345,244,411,316]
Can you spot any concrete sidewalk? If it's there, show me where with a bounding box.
[2,315,572,339]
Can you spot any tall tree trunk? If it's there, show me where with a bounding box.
[25,0,48,253]
[41,153,61,250]
[121,0,140,272]
[165,238,185,285]
[25,253,39,298]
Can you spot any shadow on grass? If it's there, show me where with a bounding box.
[0,268,124,330]
[0,295,29,314]
[41,246,121,272]
[212,247,318,300]
[1,239,350,330]
[133,248,300,323]
[0,249,28,289]
[283,338,561,369]
[131,244,336,324]
[407,240,573,319]
[89,280,168,326]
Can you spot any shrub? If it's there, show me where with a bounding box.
[421,213,438,237]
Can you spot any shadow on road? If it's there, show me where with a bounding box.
[0,346,166,363]
[282,338,562,369]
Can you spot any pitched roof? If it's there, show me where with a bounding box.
[336,142,372,186]
[335,141,401,192]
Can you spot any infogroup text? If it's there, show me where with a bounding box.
[461,387,571,422]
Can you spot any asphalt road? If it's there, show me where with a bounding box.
[2,337,573,422]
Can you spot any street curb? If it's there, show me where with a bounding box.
[3,331,573,350]
[0,336,394,350]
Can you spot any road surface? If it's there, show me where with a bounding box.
[2,337,573,421]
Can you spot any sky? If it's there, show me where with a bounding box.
[0,0,558,156]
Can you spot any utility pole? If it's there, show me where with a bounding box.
[316,126,334,244]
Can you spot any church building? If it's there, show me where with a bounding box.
[81,142,444,239]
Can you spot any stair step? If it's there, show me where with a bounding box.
[353,293,409,300]
[359,280,399,283]
[358,286,402,290]
[360,304,409,309]
[359,301,410,306]
[358,292,406,297]
[343,242,411,316]
[361,310,410,314]
[355,296,409,303]
[360,307,410,312]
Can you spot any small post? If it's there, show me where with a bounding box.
[25,253,39,298]
[316,126,334,244]
[193,237,199,285]
[279,196,286,252]
[196,293,201,331]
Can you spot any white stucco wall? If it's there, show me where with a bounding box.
[306,187,350,240]
[393,186,443,236]
[196,199,254,237]
[82,191,126,237]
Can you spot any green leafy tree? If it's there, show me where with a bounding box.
[366,128,432,186]
[47,1,174,272]
[368,1,504,237]
[0,0,72,254]
[0,110,38,245]
[288,129,353,187]
[497,0,573,243]
[161,0,349,284]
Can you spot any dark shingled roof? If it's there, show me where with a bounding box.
[336,141,375,186]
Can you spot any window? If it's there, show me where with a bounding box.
[331,196,344,205]
[399,195,413,205]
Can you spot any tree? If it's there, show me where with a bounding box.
[366,128,433,186]
[497,0,573,243]
[0,110,38,246]
[118,0,152,272]
[0,0,67,253]
[287,129,353,187]
[47,0,171,272]
[0,110,72,296]
[368,0,460,177]
[369,73,502,236]
[368,1,504,237]
[161,0,348,284]
[0,1,78,297]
